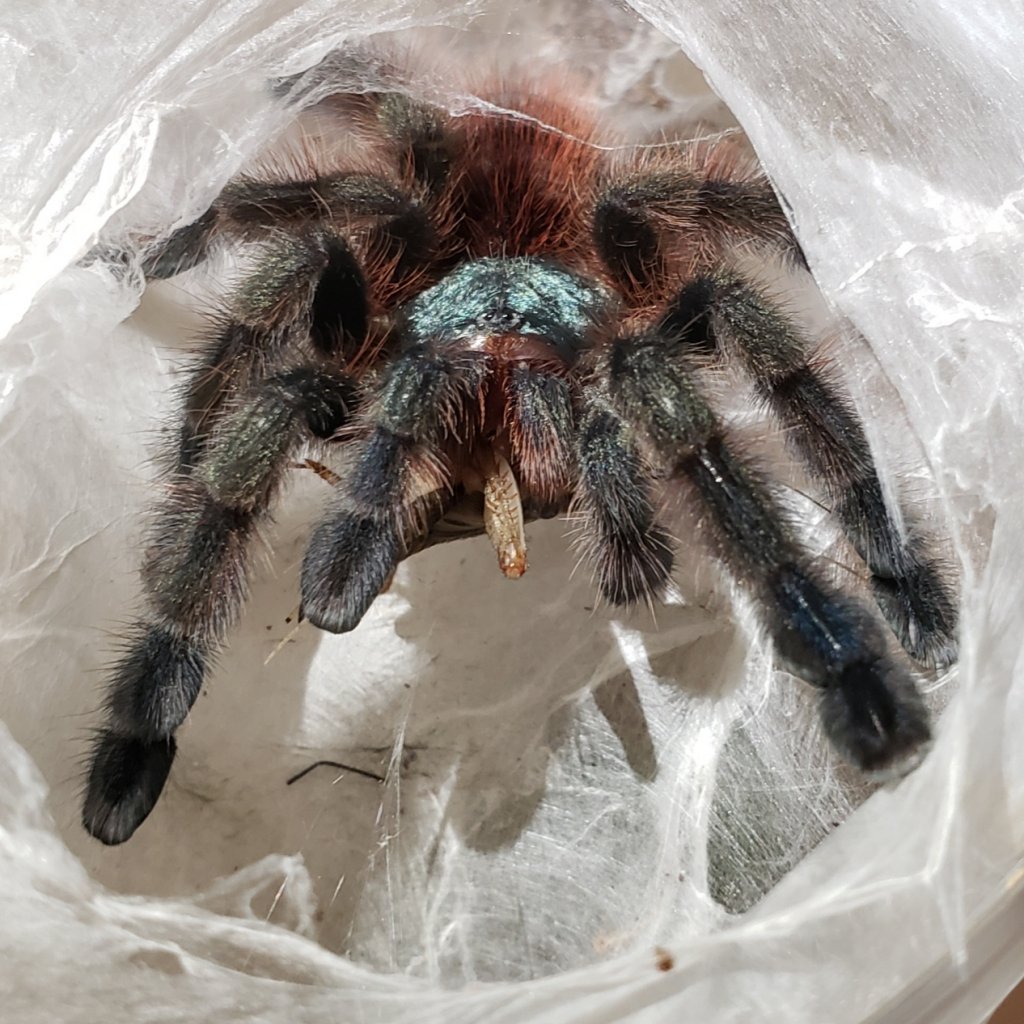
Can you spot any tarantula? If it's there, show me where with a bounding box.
[82,57,958,845]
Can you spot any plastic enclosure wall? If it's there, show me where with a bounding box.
[2,2,1023,1023]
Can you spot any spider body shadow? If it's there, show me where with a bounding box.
[83,63,958,845]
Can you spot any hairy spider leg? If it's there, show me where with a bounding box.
[594,162,957,669]
[176,231,365,469]
[607,330,931,775]
[83,238,364,845]
[574,399,675,605]
[301,343,484,633]
[594,150,805,297]
[359,91,458,194]
[144,170,435,282]
[275,48,458,194]
[662,271,959,669]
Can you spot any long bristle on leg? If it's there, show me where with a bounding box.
[607,332,931,775]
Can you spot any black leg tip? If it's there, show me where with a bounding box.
[818,660,932,778]
[301,513,400,634]
[598,534,675,607]
[82,732,176,845]
[871,567,959,671]
[141,208,217,280]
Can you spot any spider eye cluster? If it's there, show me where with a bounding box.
[402,256,609,364]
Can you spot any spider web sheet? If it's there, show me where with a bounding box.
[2,1,1023,1022]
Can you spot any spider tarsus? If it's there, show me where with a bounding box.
[599,533,674,607]
[141,208,218,280]
[838,478,959,669]
[818,660,932,776]
[82,732,177,845]
[768,564,933,771]
[301,512,402,634]
[871,564,959,670]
